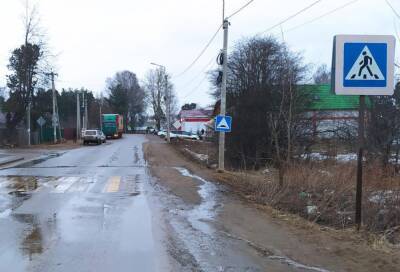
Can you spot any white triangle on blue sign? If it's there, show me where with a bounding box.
[345,46,384,81]
[217,117,229,129]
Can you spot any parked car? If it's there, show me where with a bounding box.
[169,131,200,140]
[157,130,167,138]
[83,130,104,145]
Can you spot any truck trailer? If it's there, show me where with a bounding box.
[102,114,124,138]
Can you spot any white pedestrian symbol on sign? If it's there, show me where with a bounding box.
[217,117,229,129]
[345,46,384,81]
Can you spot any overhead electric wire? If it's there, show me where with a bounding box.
[257,0,324,35]
[182,59,217,100]
[173,24,222,78]
[182,72,212,100]
[180,54,216,88]
[285,0,359,33]
[227,0,256,19]
[385,0,400,19]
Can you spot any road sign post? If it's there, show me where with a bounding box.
[356,95,365,229]
[332,35,396,230]
[215,115,232,133]
[36,116,46,144]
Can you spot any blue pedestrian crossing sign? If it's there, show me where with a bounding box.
[332,35,396,95]
[215,115,232,132]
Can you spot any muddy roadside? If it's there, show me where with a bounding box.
[144,135,400,272]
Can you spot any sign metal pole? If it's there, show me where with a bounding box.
[355,95,365,230]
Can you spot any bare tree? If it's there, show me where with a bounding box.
[143,68,177,130]
[313,64,331,84]
[210,36,311,180]
[2,0,48,141]
[366,82,400,166]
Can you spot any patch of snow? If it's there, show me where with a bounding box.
[301,152,357,162]
[184,148,208,162]
[369,190,399,204]
[269,256,331,272]
[301,153,328,160]
[306,205,318,215]
[262,168,271,174]
[318,170,332,176]
[336,153,357,162]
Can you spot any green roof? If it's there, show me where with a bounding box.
[301,84,367,111]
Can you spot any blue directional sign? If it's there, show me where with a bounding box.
[332,35,395,95]
[215,115,232,132]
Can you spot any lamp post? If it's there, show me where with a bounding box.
[150,62,170,143]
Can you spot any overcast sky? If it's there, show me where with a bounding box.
[0,0,399,107]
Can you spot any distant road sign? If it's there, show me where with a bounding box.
[173,120,181,130]
[332,35,396,95]
[36,116,46,127]
[215,115,232,132]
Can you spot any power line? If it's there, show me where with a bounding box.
[180,54,216,88]
[285,0,359,33]
[227,0,256,19]
[173,24,222,78]
[257,0,324,35]
[182,59,217,100]
[182,72,211,100]
[385,0,400,19]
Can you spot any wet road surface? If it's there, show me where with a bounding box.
[0,135,332,271]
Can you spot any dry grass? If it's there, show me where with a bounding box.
[172,139,400,245]
[215,161,400,245]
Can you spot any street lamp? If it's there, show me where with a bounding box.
[150,62,171,143]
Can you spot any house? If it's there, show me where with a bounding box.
[303,84,365,138]
[178,107,213,134]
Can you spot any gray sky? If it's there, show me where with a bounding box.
[0,0,399,107]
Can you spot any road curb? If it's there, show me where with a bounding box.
[0,156,24,167]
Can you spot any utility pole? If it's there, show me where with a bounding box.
[99,95,103,131]
[218,18,229,171]
[49,71,58,144]
[76,91,81,141]
[85,94,88,130]
[27,99,31,146]
[81,91,88,131]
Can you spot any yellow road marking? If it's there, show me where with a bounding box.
[105,176,121,193]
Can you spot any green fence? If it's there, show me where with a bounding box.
[39,127,64,143]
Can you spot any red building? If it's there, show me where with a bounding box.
[178,108,213,133]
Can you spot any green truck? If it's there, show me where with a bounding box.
[102,114,124,138]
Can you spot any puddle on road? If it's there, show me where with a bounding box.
[0,176,42,218]
[15,214,44,259]
[7,176,39,192]
[173,167,219,235]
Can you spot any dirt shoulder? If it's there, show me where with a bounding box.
[143,136,208,205]
[144,135,400,272]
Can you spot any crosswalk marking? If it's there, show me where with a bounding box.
[104,176,121,193]
[53,177,77,193]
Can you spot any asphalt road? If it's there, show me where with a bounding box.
[0,135,337,272]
